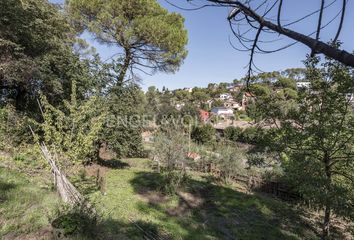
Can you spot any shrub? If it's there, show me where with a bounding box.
[39,81,106,165]
[224,126,242,142]
[191,124,215,145]
[51,202,100,239]
[209,145,246,184]
[161,170,188,195]
[152,129,190,194]
[0,106,35,148]
[239,127,266,144]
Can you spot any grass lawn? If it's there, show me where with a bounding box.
[1,153,351,240]
[0,165,60,239]
[87,158,328,240]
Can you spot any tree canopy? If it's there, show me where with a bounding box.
[0,0,96,113]
[67,0,188,85]
[255,57,354,238]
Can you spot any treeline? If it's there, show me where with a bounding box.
[0,0,188,162]
[144,67,306,114]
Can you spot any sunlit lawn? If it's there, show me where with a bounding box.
[88,158,319,240]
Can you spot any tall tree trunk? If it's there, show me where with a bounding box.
[117,48,132,86]
[322,153,332,240]
[15,85,27,111]
[322,203,331,239]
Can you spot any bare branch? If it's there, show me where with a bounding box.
[333,0,347,42]
[311,0,325,57]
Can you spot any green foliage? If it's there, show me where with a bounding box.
[0,106,35,146]
[191,88,210,104]
[145,86,160,115]
[261,57,354,237]
[51,202,100,239]
[0,167,60,237]
[211,99,224,108]
[274,77,297,90]
[174,89,191,101]
[101,84,145,158]
[67,0,188,83]
[212,145,246,183]
[152,128,190,194]
[40,81,106,165]
[239,127,261,144]
[161,170,189,195]
[191,124,215,145]
[0,0,94,113]
[224,126,243,142]
[180,103,199,119]
[249,84,272,97]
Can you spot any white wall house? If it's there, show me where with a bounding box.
[219,93,232,100]
[183,87,193,93]
[211,107,234,116]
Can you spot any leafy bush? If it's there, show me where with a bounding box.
[0,106,35,148]
[101,84,145,158]
[161,170,188,195]
[209,145,246,184]
[51,203,100,239]
[152,129,190,194]
[191,124,215,145]
[239,127,266,144]
[224,126,242,142]
[39,81,106,165]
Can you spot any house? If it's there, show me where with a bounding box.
[219,93,232,100]
[199,110,209,122]
[211,107,234,116]
[296,81,310,89]
[228,84,244,92]
[224,100,242,110]
[183,87,193,93]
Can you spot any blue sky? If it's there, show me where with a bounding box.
[51,0,354,91]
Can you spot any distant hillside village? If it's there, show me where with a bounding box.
[145,68,354,130]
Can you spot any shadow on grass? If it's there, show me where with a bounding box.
[129,171,323,240]
[70,176,99,196]
[52,210,168,240]
[0,180,17,202]
[97,158,130,169]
